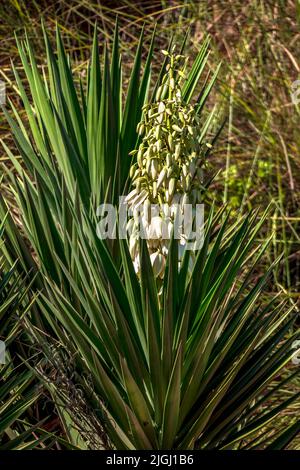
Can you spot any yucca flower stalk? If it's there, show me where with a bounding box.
[126,47,211,277]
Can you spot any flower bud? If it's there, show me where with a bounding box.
[130,164,136,178]
[150,251,165,278]
[188,125,194,136]
[175,143,181,159]
[158,102,165,114]
[155,126,161,140]
[168,178,176,198]
[155,86,163,101]
[157,168,166,188]
[152,182,157,198]
[168,134,174,151]
[137,149,143,167]
[167,167,173,179]
[151,160,158,180]
[186,175,191,189]
[137,123,145,136]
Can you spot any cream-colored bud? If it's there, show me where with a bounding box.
[133,169,140,180]
[156,86,163,101]
[153,182,157,198]
[130,164,136,178]
[151,160,158,180]
[168,134,174,151]
[148,216,163,240]
[137,149,143,167]
[172,124,182,132]
[167,167,173,179]
[125,189,138,204]
[181,177,186,192]
[130,189,148,209]
[179,112,185,124]
[150,251,165,278]
[137,123,145,136]
[187,125,194,136]
[134,175,146,186]
[158,102,165,114]
[126,218,134,234]
[166,153,172,167]
[155,126,161,140]
[168,178,176,198]
[143,198,151,221]
[158,113,164,124]
[161,84,169,99]
[157,168,166,188]
[175,143,181,159]
[129,235,138,258]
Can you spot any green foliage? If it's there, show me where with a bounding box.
[28,208,300,449]
[0,220,41,449]
[0,22,219,298]
[0,22,299,451]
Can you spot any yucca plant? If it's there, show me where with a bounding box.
[0,24,299,450]
[0,219,43,450]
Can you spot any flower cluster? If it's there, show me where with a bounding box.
[126,47,209,276]
[128,48,207,207]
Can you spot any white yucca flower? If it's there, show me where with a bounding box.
[126,46,210,277]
